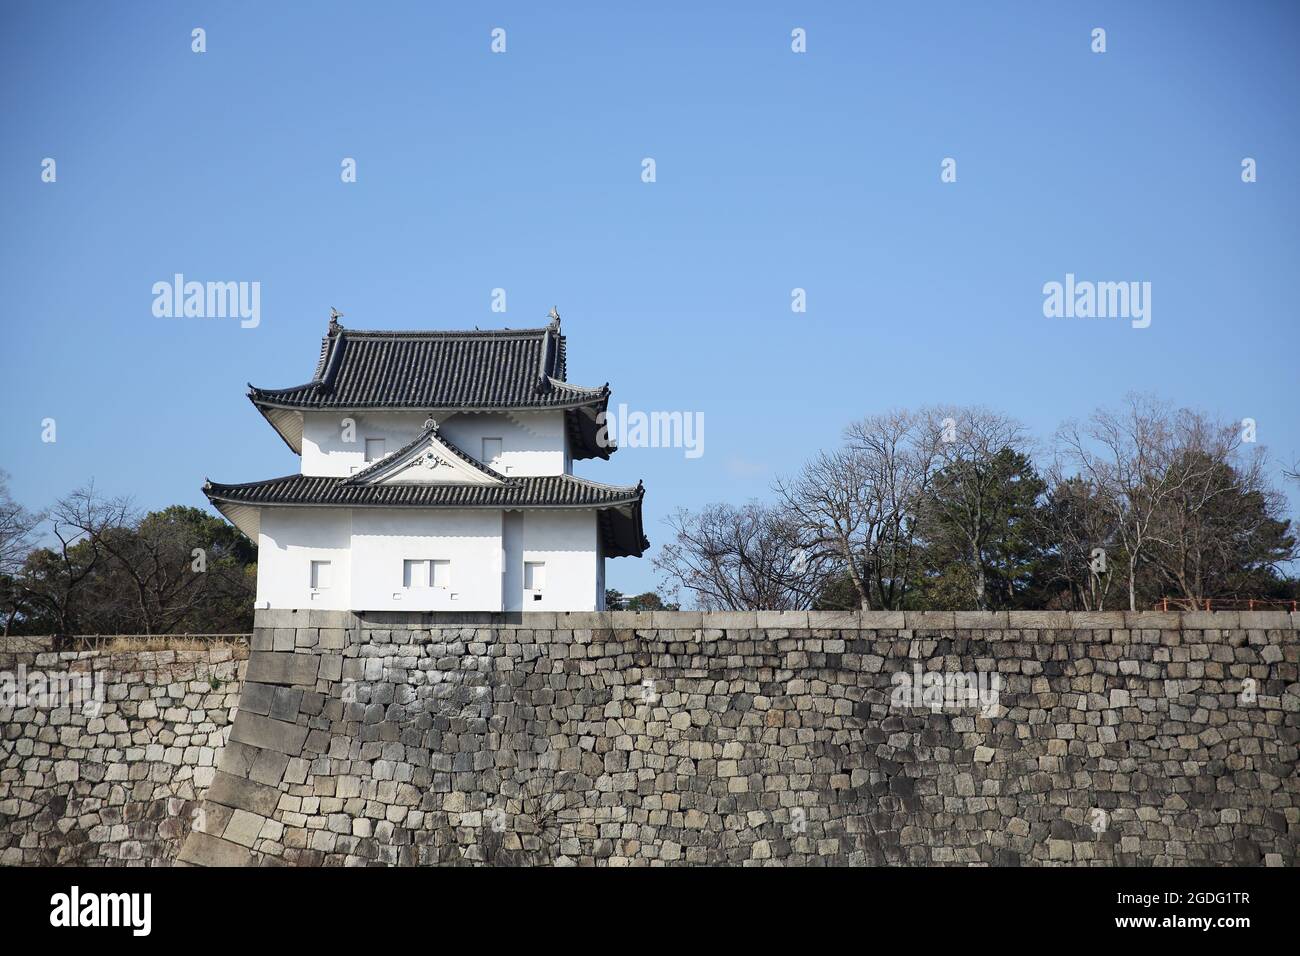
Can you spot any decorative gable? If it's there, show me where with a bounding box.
[345,422,506,487]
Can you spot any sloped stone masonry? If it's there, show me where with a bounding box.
[0,640,246,865]
[175,609,1297,867]
[4,612,1297,866]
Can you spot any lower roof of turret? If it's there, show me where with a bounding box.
[203,473,648,557]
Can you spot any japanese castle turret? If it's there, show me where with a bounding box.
[204,311,647,612]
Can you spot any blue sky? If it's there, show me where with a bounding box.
[2,1,1297,598]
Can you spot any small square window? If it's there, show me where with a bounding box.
[431,559,451,588]
[403,559,429,589]
[404,559,450,589]
[524,561,546,592]
[310,560,332,590]
[365,438,386,462]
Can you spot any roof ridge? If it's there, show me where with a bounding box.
[322,326,553,339]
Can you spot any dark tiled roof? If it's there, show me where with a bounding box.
[205,473,642,508]
[204,473,648,556]
[249,322,605,411]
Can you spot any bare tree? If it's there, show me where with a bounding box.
[18,505,102,637]
[0,469,38,577]
[775,409,943,610]
[1145,411,1296,604]
[653,503,826,610]
[774,448,875,608]
[1057,394,1230,611]
[51,487,229,635]
[844,408,945,609]
[0,470,41,634]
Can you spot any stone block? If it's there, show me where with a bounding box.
[1124,611,1181,629]
[249,748,291,787]
[954,611,1008,629]
[239,681,274,716]
[1007,611,1073,629]
[318,628,347,650]
[308,609,355,629]
[223,808,266,848]
[1071,612,1126,629]
[205,770,284,816]
[269,687,304,722]
[1182,611,1238,629]
[608,610,652,628]
[758,611,808,628]
[229,711,309,756]
[807,610,860,630]
[858,611,905,629]
[515,612,557,629]
[177,831,256,867]
[244,651,320,687]
[651,611,704,628]
[1238,611,1291,629]
[554,611,610,628]
[905,611,956,629]
[254,608,305,629]
[702,611,758,629]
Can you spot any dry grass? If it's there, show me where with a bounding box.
[87,634,250,653]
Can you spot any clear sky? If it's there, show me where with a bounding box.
[2,1,1297,598]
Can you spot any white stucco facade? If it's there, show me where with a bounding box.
[211,320,645,613]
[301,411,567,478]
[255,504,600,612]
[253,408,606,611]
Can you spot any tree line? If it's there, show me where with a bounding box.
[654,394,1299,612]
[0,474,255,636]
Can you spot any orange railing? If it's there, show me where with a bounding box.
[1157,598,1299,612]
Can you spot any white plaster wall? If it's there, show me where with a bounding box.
[301,410,569,477]
[255,506,602,611]
[349,508,504,611]
[301,411,428,477]
[438,412,567,476]
[256,508,353,610]
[516,510,600,611]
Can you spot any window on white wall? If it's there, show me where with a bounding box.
[310,560,332,590]
[431,559,451,588]
[403,559,429,589]
[524,561,546,600]
[404,559,451,589]
[482,437,503,470]
[365,438,386,462]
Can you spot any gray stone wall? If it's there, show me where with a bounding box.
[0,642,246,865]
[172,609,1298,867]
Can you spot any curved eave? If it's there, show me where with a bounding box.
[567,391,615,461]
[248,392,304,454]
[599,494,649,558]
[203,486,263,541]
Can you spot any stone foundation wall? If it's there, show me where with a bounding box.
[171,609,1298,867]
[0,641,247,865]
